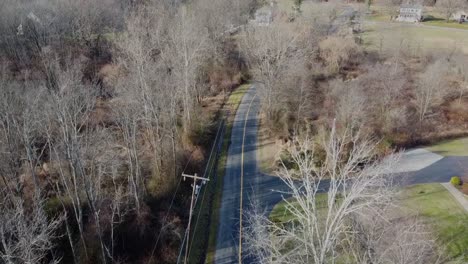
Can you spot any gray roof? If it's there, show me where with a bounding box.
[400,4,422,9]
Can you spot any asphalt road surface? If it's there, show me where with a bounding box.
[214,86,288,264]
[213,85,468,264]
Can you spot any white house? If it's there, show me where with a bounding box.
[396,4,423,23]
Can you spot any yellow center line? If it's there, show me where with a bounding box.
[239,92,257,264]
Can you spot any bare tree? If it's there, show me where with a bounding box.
[0,194,63,264]
[329,80,368,130]
[358,63,407,134]
[436,0,466,21]
[318,33,362,76]
[162,6,212,132]
[452,55,468,103]
[241,22,308,124]
[42,61,98,261]
[246,124,438,264]
[414,59,449,121]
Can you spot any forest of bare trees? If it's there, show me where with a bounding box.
[0,0,255,263]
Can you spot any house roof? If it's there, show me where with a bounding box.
[400,4,422,9]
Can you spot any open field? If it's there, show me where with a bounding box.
[274,2,468,57]
[399,184,468,261]
[426,137,468,156]
[361,4,468,55]
[423,20,468,30]
[368,5,468,30]
[276,0,364,20]
[360,21,468,55]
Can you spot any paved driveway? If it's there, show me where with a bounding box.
[396,155,468,186]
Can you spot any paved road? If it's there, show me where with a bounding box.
[214,86,288,264]
[213,85,468,264]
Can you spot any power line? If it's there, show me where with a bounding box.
[187,122,226,258]
[147,147,198,263]
[182,173,210,264]
[176,118,226,263]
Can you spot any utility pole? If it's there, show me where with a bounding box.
[182,173,210,264]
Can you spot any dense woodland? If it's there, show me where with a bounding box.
[0,0,467,263]
[0,0,253,263]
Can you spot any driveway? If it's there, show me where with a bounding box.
[397,156,468,185]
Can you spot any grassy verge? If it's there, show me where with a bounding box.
[426,137,468,156]
[256,117,281,175]
[205,84,250,263]
[399,183,468,261]
[186,127,223,264]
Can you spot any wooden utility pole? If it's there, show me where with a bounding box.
[182,173,210,264]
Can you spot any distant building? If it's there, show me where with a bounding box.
[396,4,423,23]
[254,6,274,26]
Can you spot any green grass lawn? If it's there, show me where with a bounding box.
[270,197,300,223]
[368,5,468,30]
[269,193,331,223]
[399,183,468,261]
[423,20,468,30]
[205,84,250,264]
[360,21,468,55]
[362,5,468,55]
[426,137,468,156]
[367,14,394,22]
[270,183,468,261]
